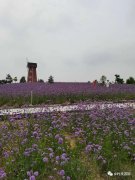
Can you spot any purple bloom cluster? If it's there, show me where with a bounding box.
[0,168,6,179]
[0,102,135,179]
[85,143,102,153]
[0,83,135,106]
[27,170,39,180]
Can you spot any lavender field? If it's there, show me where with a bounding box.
[0,105,135,179]
[0,83,135,179]
[0,83,135,107]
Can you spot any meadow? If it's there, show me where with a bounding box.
[0,105,135,179]
[0,83,135,107]
[0,83,135,179]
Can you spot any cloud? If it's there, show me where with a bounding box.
[82,52,115,66]
[0,0,135,81]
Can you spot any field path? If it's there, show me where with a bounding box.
[0,102,135,115]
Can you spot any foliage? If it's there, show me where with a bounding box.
[6,74,13,83]
[20,76,26,83]
[48,75,54,83]
[115,74,124,84]
[0,79,7,84]
[13,77,17,83]
[100,75,107,85]
[126,77,135,84]
[38,79,44,83]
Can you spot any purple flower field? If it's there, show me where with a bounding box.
[0,82,135,179]
[0,104,135,179]
[0,82,135,106]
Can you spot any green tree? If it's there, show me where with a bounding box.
[115,74,124,84]
[126,77,135,84]
[0,79,7,84]
[48,75,54,83]
[6,74,13,83]
[100,75,107,85]
[38,79,44,83]
[20,76,26,83]
[13,77,17,83]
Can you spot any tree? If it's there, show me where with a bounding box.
[38,79,44,83]
[100,75,107,85]
[126,77,135,84]
[20,76,26,83]
[115,74,124,84]
[13,77,17,83]
[0,79,7,84]
[48,75,54,83]
[6,74,13,83]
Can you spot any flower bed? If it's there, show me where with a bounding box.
[0,83,135,107]
[0,104,135,179]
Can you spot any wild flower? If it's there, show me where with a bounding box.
[59,169,65,176]
[55,134,60,140]
[0,168,6,179]
[48,148,53,152]
[85,144,92,153]
[43,157,49,163]
[58,137,64,144]
[32,131,38,137]
[3,151,10,158]
[27,170,38,180]
[29,175,36,180]
[56,156,60,161]
[49,153,54,159]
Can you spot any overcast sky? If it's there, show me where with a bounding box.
[0,0,135,82]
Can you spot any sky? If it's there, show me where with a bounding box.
[0,0,135,82]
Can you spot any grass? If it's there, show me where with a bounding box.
[0,92,135,107]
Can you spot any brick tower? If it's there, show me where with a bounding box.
[27,62,37,82]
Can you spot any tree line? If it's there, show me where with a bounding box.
[99,74,135,85]
[0,74,135,85]
[0,74,54,84]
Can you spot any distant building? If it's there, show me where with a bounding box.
[27,62,37,82]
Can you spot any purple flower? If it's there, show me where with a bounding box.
[27,170,38,180]
[27,171,32,176]
[48,148,53,152]
[56,156,60,161]
[43,157,49,163]
[49,153,54,158]
[24,151,30,157]
[59,170,65,176]
[61,153,67,160]
[3,151,9,158]
[34,171,39,176]
[58,137,63,144]
[0,168,6,179]
[32,131,38,137]
[30,175,36,180]
[85,144,92,153]
[55,134,60,140]
[32,144,38,149]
